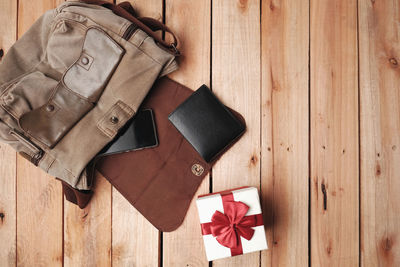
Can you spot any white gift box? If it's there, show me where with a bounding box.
[196,186,268,261]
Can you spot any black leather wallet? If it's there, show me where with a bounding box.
[168,85,246,163]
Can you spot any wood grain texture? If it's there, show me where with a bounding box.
[359,0,400,266]
[16,160,63,266]
[261,0,309,266]
[163,0,210,266]
[16,1,64,266]
[310,0,359,266]
[212,0,261,265]
[64,173,111,267]
[112,189,160,267]
[0,145,16,267]
[165,0,211,87]
[0,0,17,54]
[0,1,17,266]
[128,0,163,21]
[111,1,162,266]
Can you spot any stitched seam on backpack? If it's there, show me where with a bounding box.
[62,10,129,46]
[59,5,131,37]
[97,101,134,138]
[133,38,165,66]
[56,160,79,181]
[40,152,56,172]
[0,71,38,123]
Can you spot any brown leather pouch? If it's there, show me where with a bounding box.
[95,77,245,231]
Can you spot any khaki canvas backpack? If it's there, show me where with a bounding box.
[0,0,179,191]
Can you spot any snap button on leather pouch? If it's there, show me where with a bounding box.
[191,163,204,176]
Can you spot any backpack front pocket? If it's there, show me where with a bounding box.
[17,27,124,148]
[63,27,125,102]
[0,71,58,122]
[19,83,94,148]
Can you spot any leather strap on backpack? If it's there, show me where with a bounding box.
[82,0,180,55]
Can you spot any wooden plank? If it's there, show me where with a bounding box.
[310,0,359,266]
[129,0,163,21]
[0,146,17,267]
[359,0,400,266]
[260,0,309,266]
[212,0,261,265]
[162,0,210,266]
[64,173,112,267]
[16,1,64,266]
[0,1,17,266]
[0,0,16,56]
[63,0,113,265]
[110,1,162,266]
[17,161,63,266]
[112,186,160,267]
[0,144,16,267]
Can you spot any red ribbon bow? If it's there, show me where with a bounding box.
[210,201,255,248]
[200,192,264,256]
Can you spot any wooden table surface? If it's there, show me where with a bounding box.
[0,0,399,266]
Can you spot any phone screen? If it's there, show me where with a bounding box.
[98,109,158,157]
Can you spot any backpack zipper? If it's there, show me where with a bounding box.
[122,24,138,40]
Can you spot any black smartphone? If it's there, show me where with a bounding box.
[98,109,158,157]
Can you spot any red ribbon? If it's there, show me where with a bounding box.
[200,192,264,256]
